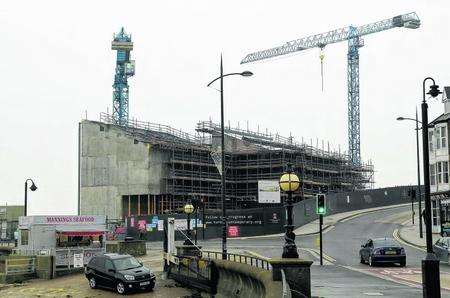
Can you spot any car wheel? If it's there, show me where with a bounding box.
[116,282,126,295]
[88,277,97,289]
[369,256,375,267]
[145,283,155,292]
[360,255,365,264]
[400,260,406,267]
[443,232,448,237]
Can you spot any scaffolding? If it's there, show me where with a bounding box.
[99,113,374,212]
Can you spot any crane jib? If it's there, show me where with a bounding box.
[240,12,420,166]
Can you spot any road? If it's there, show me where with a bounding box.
[191,205,450,297]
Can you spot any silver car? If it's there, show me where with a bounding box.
[433,237,450,263]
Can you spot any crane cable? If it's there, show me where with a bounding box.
[319,48,325,91]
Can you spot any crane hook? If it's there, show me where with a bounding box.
[319,48,325,91]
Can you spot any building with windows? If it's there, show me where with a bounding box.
[0,205,24,242]
[430,87,450,234]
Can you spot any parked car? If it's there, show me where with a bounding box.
[359,238,406,267]
[441,224,450,237]
[433,237,450,263]
[85,253,156,295]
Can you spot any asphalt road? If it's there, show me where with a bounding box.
[188,205,450,297]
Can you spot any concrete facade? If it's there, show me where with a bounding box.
[79,120,169,219]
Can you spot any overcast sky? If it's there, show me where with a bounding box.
[1,0,449,215]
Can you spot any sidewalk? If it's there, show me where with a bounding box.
[397,215,439,249]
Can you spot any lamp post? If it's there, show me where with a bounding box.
[207,55,253,260]
[279,163,300,258]
[420,77,442,298]
[183,201,194,246]
[192,197,200,245]
[397,111,423,238]
[24,179,37,216]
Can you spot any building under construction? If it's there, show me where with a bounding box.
[78,113,374,220]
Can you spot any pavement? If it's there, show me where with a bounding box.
[396,214,439,250]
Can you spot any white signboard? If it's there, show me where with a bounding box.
[258,180,281,203]
[157,220,164,231]
[174,219,187,231]
[73,253,84,268]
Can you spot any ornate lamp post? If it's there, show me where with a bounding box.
[420,77,442,297]
[279,164,300,258]
[24,179,38,216]
[183,201,194,246]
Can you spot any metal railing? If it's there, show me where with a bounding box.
[202,250,271,270]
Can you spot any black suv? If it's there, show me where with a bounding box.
[85,253,156,294]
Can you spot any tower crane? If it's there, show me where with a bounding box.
[241,12,420,165]
[111,27,135,126]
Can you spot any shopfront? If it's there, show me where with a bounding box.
[17,215,107,267]
[431,192,450,235]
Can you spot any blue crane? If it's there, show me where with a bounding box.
[241,12,420,165]
[111,27,135,126]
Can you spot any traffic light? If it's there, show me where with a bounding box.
[316,194,326,215]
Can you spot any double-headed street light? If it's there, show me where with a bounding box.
[183,201,194,246]
[420,77,442,298]
[279,164,300,258]
[207,55,253,260]
[396,112,423,238]
[24,179,37,216]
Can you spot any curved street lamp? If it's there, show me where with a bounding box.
[183,201,194,246]
[396,110,423,239]
[24,179,37,216]
[207,55,253,260]
[420,77,442,297]
[279,164,300,258]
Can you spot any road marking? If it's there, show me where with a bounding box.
[392,228,426,252]
[363,293,384,296]
[341,265,421,289]
[299,247,335,265]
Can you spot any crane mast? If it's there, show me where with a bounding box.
[241,12,420,165]
[111,28,135,126]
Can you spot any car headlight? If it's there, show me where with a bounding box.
[123,274,135,281]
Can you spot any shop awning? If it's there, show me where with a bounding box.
[59,231,104,236]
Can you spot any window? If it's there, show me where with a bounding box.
[436,128,441,149]
[430,164,436,185]
[429,131,434,152]
[441,127,447,148]
[20,230,29,245]
[444,161,449,183]
[105,259,115,272]
[438,162,443,184]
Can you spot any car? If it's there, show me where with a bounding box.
[441,224,450,237]
[359,238,406,267]
[433,237,450,263]
[85,253,156,295]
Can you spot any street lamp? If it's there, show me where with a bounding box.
[207,55,253,260]
[24,179,37,216]
[420,77,442,297]
[279,163,300,258]
[183,201,194,246]
[397,111,424,238]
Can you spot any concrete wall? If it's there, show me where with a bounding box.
[79,120,169,219]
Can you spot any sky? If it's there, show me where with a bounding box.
[1,0,449,215]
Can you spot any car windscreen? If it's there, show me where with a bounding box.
[113,257,141,271]
[373,239,398,247]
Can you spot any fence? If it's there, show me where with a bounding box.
[1,256,35,275]
[202,250,271,270]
